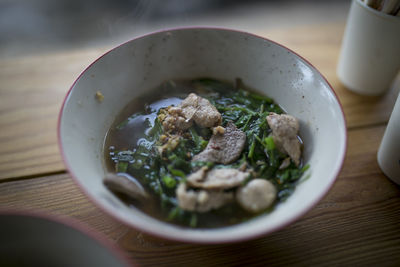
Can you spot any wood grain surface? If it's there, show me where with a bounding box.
[0,48,108,180]
[1,125,399,266]
[1,20,400,266]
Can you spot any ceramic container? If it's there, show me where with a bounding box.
[59,27,347,243]
[378,92,400,183]
[337,0,400,95]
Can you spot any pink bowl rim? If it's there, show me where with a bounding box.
[58,26,347,244]
[0,208,133,266]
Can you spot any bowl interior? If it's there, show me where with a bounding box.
[59,28,346,243]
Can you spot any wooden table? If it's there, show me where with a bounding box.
[1,23,400,266]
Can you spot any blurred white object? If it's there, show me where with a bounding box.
[378,92,400,183]
[337,0,400,95]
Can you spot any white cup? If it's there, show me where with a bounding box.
[377,91,400,183]
[337,0,400,95]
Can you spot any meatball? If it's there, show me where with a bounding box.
[236,179,277,213]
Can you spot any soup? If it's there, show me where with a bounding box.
[104,78,308,228]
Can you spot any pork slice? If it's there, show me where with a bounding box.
[176,183,234,212]
[192,122,246,164]
[180,93,221,128]
[179,93,198,120]
[266,112,301,166]
[187,167,249,189]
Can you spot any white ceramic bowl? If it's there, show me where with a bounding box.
[0,211,130,266]
[59,27,347,244]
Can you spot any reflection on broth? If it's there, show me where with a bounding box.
[104,78,309,228]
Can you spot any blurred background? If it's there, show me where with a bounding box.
[0,0,349,59]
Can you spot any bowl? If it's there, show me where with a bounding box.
[0,210,130,266]
[58,27,347,243]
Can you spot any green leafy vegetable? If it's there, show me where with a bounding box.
[162,175,177,188]
[108,78,308,227]
[116,161,129,173]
